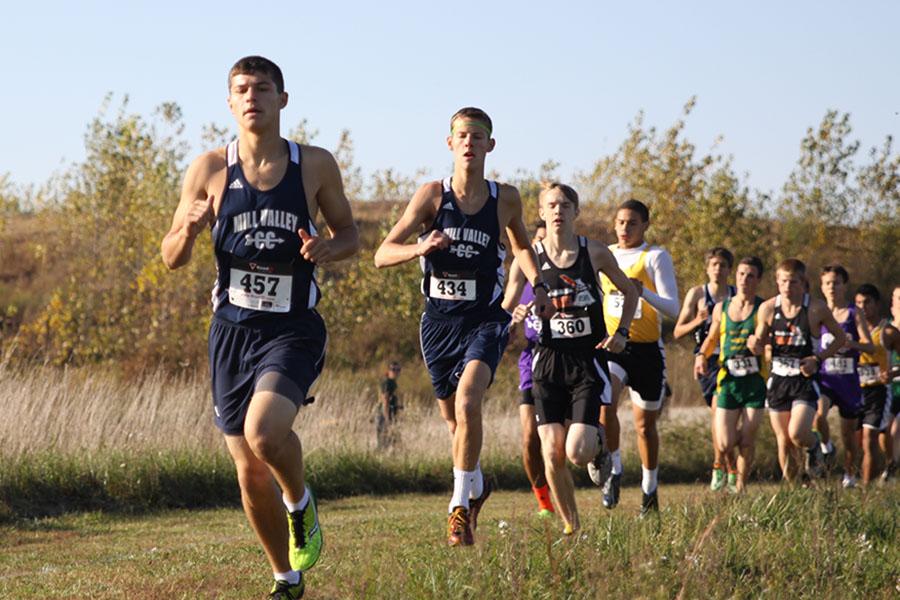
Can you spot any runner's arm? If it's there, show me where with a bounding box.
[501,186,553,317]
[374,182,445,268]
[851,308,876,354]
[697,301,724,359]
[673,286,703,339]
[812,301,847,363]
[161,152,219,269]
[590,242,638,334]
[747,299,773,355]
[304,147,359,263]
[642,249,680,318]
[502,258,527,312]
[885,326,900,380]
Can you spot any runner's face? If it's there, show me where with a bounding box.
[820,272,845,303]
[775,269,804,300]
[855,293,878,321]
[539,190,577,234]
[706,257,731,285]
[447,119,494,168]
[228,72,286,131]
[892,287,900,321]
[735,264,759,296]
[614,209,648,248]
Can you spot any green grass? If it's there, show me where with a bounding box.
[1,484,897,599]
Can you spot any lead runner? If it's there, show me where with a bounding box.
[374,107,552,546]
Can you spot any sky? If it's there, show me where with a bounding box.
[4,1,899,198]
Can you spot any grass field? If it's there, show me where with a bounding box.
[2,483,898,599]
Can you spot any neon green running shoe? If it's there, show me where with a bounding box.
[537,508,554,519]
[710,467,726,492]
[269,575,305,599]
[726,472,738,494]
[287,488,323,572]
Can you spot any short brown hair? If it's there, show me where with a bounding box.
[229,55,285,93]
[738,256,764,277]
[450,107,493,135]
[705,247,734,269]
[776,258,806,277]
[821,264,849,284]
[617,198,649,222]
[540,182,579,209]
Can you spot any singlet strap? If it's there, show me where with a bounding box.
[534,241,545,255]
[288,140,300,164]
[578,235,587,248]
[802,293,810,308]
[488,180,499,199]
[226,140,239,166]
[442,177,452,193]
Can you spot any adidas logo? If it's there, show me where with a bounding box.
[228,179,244,190]
[541,263,552,270]
[441,202,453,211]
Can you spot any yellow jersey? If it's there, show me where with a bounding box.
[600,245,660,343]
[858,319,889,388]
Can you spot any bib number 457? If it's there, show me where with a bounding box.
[240,273,279,296]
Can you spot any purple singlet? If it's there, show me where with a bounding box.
[517,284,542,390]
[818,304,862,416]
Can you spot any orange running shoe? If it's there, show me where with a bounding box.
[447,507,474,546]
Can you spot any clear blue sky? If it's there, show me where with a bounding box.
[4,1,899,197]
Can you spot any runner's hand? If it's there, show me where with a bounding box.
[298,228,333,263]
[511,302,532,325]
[696,305,709,325]
[747,334,764,355]
[693,353,708,379]
[416,231,451,257]
[182,194,214,239]
[800,356,819,377]
[531,286,556,319]
[597,332,626,353]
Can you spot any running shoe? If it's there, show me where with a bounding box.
[588,427,613,487]
[602,473,621,509]
[881,462,895,483]
[537,508,554,519]
[447,506,474,546]
[841,473,857,489]
[726,472,738,494]
[639,490,659,517]
[269,576,305,600]
[806,440,825,479]
[563,523,575,536]
[469,476,494,532]
[287,489,323,572]
[710,467,726,492]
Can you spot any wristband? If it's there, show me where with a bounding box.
[615,326,630,340]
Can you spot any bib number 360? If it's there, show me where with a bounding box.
[550,316,591,339]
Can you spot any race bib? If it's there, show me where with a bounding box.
[429,271,476,301]
[771,356,801,377]
[726,356,760,377]
[549,316,591,339]
[229,259,292,313]
[858,364,881,386]
[823,357,855,375]
[605,291,641,319]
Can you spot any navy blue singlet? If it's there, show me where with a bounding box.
[211,139,319,324]
[419,177,507,317]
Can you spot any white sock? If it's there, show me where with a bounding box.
[283,487,310,513]
[274,570,301,585]
[611,450,623,475]
[821,441,834,454]
[470,461,484,499]
[449,467,473,512]
[641,467,658,495]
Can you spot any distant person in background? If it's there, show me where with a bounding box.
[854,284,900,485]
[597,199,680,517]
[674,247,736,492]
[160,56,359,600]
[747,259,846,484]
[814,265,873,488]
[376,362,402,449]
[502,221,555,516]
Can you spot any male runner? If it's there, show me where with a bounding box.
[595,199,680,516]
[674,247,736,491]
[814,265,874,487]
[506,184,637,533]
[884,285,900,480]
[374,107,552,546]
[855,284,900,485]
[376,361,402,449]
[747,259,846,483]
[502,223,555,516]
[694,257,766,493]
[161,56,359,599]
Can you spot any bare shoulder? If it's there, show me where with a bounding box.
[684,284,703,303]
[808,297,830,316]
[297,144,338,172]
[759,297,776,313]
[497,182,521,205]
[190,148,226,177]
[183,149,226,196]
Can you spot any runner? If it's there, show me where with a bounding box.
[596,199,680,516]
[374,107,552,546]
[747,259,846,484]
[376,361,402,449]
[674,247,736,491]
[501,222,555,516]
[815,265,875,487]
[161,56,359,599]
[854,284,900,485]
[694,257,766,493]
[885,284,900,480]
[505,183,637,534]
